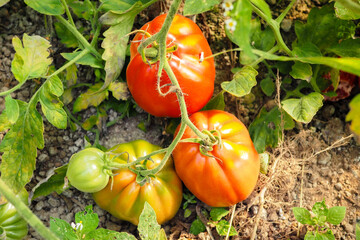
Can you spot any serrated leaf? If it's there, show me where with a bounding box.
[39,76,67,129]
[215,220,237,236]
[183,0,220,15]
[249,107,282,153]
[202,91,225,111]
[75,205,99,234]
[73,82,108,112]
[5,95,19,124]
[290,62,313,82]
[328,38,360,58]
[294,4,355,51]
[260,76,275,96]
[85,229,137,240]
[335,0,360,20]
[54,22,78,48]
[108,81,130,101]
[61,52,103,68]
[11,34,52,83]
[32,165,68,199]
[210,207,229,221]
[326,206,346,225]
[221,66,258,97]
[282,92,323,123]
[138,202,160,240]
[24,0,65,15]
[312,199,328,218]
[292,207,315,225]
[0,101,44,193]
[189,218,206,235]
[346,94,360,135]
[50,217,77,240]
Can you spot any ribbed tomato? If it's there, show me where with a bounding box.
[92,140,183,225]
[172,110,260,207]
[126,14,215,117]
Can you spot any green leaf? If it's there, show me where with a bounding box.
[290,62,312,81]
[54,22,78,48]
[292,207,315,225]
[189,218,206,235]
[184,209,192,218]
[75,205,99,235]
[159,228,167,240]
[73,82,109,112]
[259,152,269,174]
[61,52,103,68]
[5,95,19,124]
[292,42,322,58]
[100,1,154,91]
[11,34,52,83]
[335,0,360,20]
[183,0,220,15]
[108,81,130,101]
[250,0,271,19]
[32,165,68,199]
[215,220,237,236]
[138,202,161,240]
[39,76,67,129]
[24,0,65,15]
[356,220,360,240]
[326,206,346,225]
[210,207,229,221]
[294,4,355,51]
[0,0,10,7]
[226,0,254,63]
[50,217,77,240]
[99,0,154,12]
[202,91,225,111]
[282,92,323,123]
[347,94,360,135]
[67,0,95,20]
[249,107,283,153]
[251,23,276,51]
[85,229,137,240]
[221,66,258,97]
[0,101,44,193]
[260,76,275,96]
[82,115,98,131]
[328,38,360,58]
[312,199,328,218]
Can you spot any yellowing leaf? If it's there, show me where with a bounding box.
[11,34,52,83]
[221,66,258,97]
[108,81,129,101]
[346,94,360,135]
[73,83,108,113]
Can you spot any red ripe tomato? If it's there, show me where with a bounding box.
[172,110,260,207]
[126,14,215,117]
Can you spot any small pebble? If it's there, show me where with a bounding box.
[334,183,343,191]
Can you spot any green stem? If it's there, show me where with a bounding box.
[60,0,76,28]
[0,179,60,240]
[0,81,26,97]
[251,4,292,56]
[249,45,279,68]
[55,16,102,59]
[275,0,297,24]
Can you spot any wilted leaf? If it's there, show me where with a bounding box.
[108,81,129,101]
[138,202,160,240]
[183,0,220,15]
[259,152,269,174]
[25,0,64,15]
[221,66,258,97]
[346,94,360,135]
[4,95,19,124]
[11,34,52,83]
[282,92,323,123]
[0,101,44,193]
[73,83,109,113]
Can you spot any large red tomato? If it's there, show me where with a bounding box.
[126,14,215,117]
[172,110,260,207]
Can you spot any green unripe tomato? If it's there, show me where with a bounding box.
[66,148,110,193]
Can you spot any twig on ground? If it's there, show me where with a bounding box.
[225,204,237,240]
[250,187,267,240]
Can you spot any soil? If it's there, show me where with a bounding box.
[0,0,359,240]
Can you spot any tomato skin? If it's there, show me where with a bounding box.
[126,14,215,117]
[323,71,358,101]
[0,189,28,240]
[66,148,110,193]
[93,140,183,225]
[173,110,260,207]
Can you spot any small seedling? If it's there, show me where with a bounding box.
[292,199,346,240]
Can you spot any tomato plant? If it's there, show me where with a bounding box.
[66,148,111,193]
[322,70,359,101]
[172,110,260,207]
[93,140,183,225]
[126,14,215,117]
[0,189,28,240]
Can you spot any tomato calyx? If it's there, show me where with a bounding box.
[181,129,223,158]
